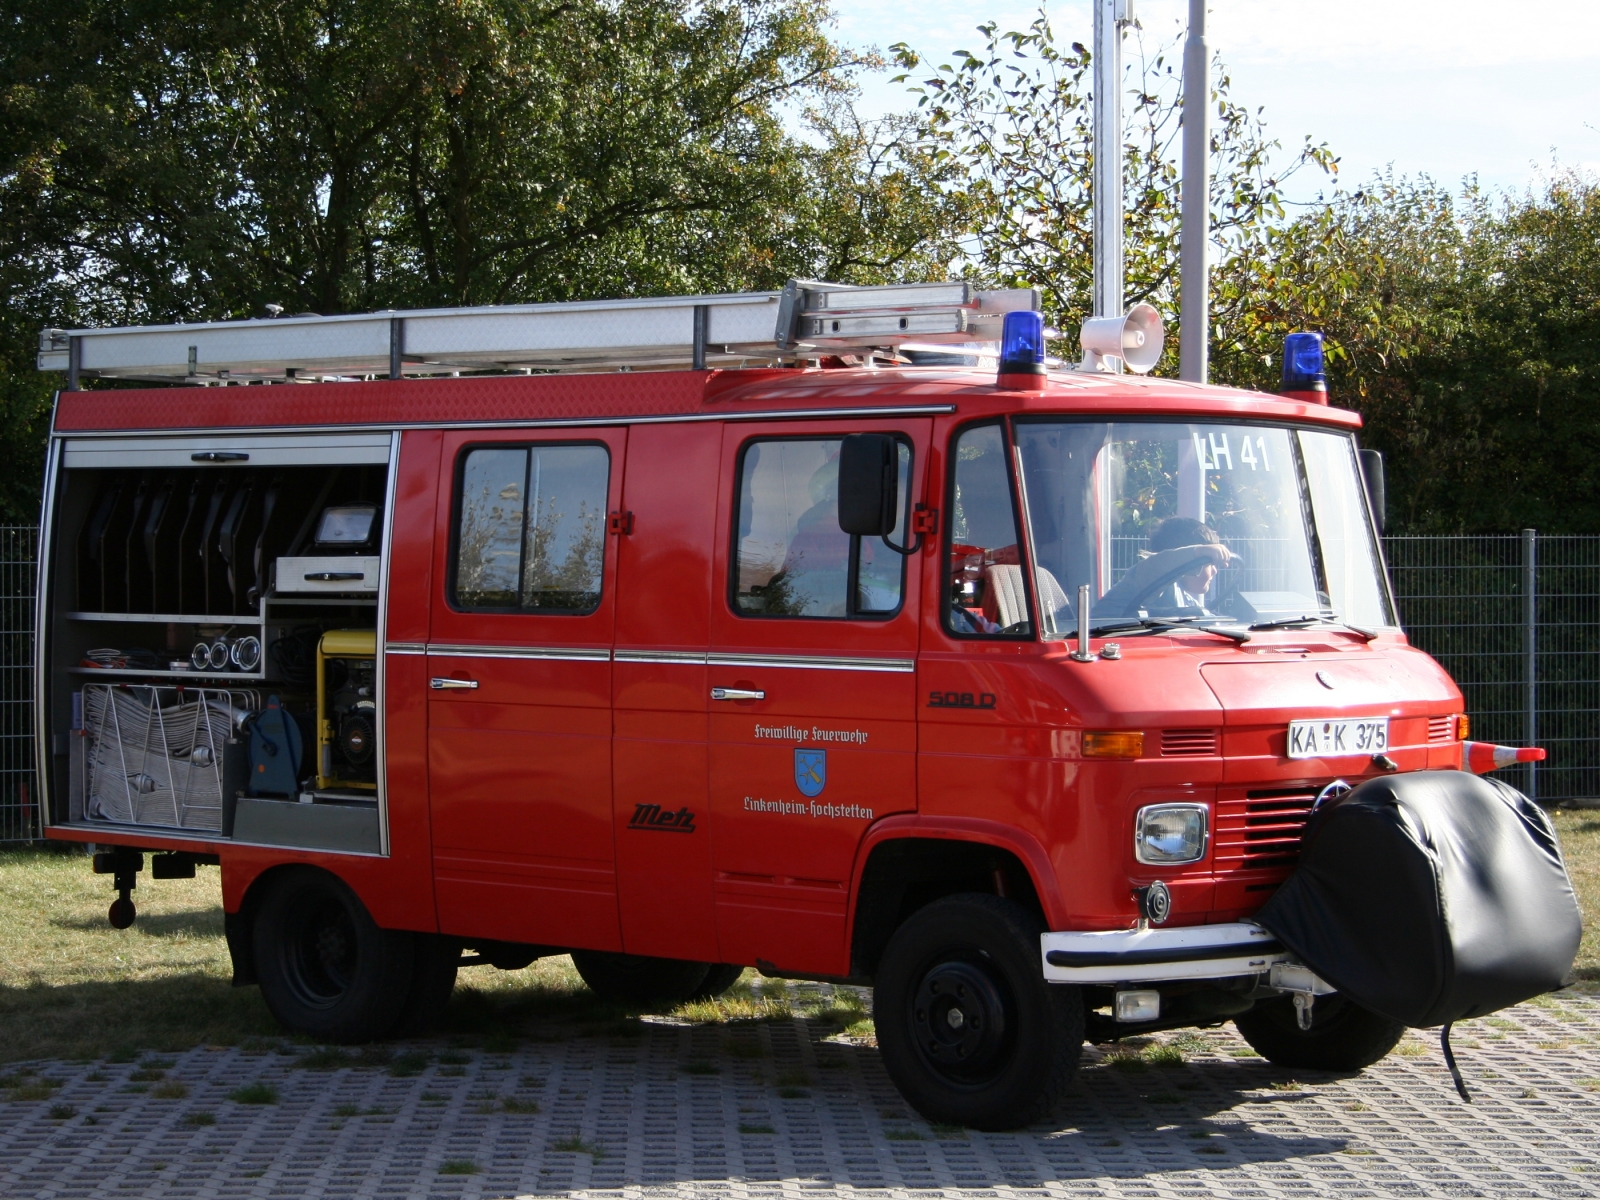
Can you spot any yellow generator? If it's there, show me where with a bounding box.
[316,630,377,791]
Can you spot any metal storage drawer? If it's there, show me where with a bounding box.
[275,555,380,593]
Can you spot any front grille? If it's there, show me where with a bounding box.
[1161,728,1218,756]
[1428,715,1454,743]
[1214,787,1318,872]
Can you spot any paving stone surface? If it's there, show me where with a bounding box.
[1,983,1597,1199]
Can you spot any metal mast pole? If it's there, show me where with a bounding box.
[1093,0,1131,331]
[1179,0,1210,382]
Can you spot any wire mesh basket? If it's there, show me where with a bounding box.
[81,684,258,831]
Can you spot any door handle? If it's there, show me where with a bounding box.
[430,677,479,690]
[711,687,765,701]
[306,571,366,581]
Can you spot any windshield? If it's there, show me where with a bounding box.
[1013,421,1394,636]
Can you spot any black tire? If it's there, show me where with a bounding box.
[392,935,461,1037]
[874,893,1084,1131]
[570,950,710,1006]
[252,868,415,1043]
[690,963,745,1000]
[1233,993,1405,1071]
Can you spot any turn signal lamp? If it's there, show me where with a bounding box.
[997,310,1046,389]
[1457,714,1470,741]
[1083,730,1145,759]
[1280,331,1328,404]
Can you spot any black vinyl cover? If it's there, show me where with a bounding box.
[1254,771,1581,1027]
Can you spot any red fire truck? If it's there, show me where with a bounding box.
[34,282,1473,1129]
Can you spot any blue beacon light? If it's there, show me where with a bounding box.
[1280,331,1328,400]
[999,310,1046,387]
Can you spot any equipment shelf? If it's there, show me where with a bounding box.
[68,667,267,681]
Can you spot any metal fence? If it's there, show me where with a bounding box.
[0,528,1594,841]
[0,527,36,842]
[1385,533,1600,803]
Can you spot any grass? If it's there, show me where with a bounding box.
[550,1135,602,1157]
[0,814,1593,1065]
[227,1082,278,1105]
[1551,810,1600,984]
[0,848,274,1062]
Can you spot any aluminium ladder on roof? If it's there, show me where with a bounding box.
[39,279,1041,385]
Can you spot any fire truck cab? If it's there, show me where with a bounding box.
[34,283,1465,1129]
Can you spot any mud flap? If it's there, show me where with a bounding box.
[224,909,257,987]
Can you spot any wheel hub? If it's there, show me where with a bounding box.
[911,958,1009,1081]
[285,897,357,1007]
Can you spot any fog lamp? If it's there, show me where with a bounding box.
[1114,990,1161,1023]
[1134,803,1208,865]
[1083,730,1145,759]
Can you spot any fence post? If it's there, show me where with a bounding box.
[1523,528,1537,800]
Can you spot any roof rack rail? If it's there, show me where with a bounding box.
[39,280,1041,385]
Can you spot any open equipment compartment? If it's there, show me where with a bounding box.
[41,431,396,853]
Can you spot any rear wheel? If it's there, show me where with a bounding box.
[570,950,710,1006]
[690,964,745,1000]
[874,894,1083,1131]
[1233,993,1405,1071]
[253,868,415,1043]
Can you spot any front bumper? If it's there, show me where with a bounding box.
[1040,922,1288,984]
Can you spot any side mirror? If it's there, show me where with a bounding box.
[1359,449,1386,535]
[837,433,898,537]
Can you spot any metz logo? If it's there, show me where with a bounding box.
[628,804,697,834]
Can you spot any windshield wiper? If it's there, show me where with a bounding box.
[1089,616,1252,643]
[1248,615,1377,641]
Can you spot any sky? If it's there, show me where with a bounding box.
[830,0,1600,203]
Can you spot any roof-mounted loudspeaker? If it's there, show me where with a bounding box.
[1080,304,1164,374]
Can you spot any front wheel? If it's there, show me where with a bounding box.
[570,950,711,1006]
[1233,993,1405,1071]
[253,868,415,1043]
[874,894,1083,1131]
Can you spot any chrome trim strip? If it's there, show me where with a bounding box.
[427,643,611,662]
[708,652,915,674]
[50,404,958,440]
[614,649,709,664]
[384,642,426,655]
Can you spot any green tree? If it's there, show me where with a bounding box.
[891,12,1335,365]
[1213,171,1600,533]
[0,0,969,520]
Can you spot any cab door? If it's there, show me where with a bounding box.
[427,429,626,950]
[706,419,928,976]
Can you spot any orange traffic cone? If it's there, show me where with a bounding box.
[1462,741,1546,774]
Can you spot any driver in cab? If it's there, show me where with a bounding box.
[1144,516,1231,614]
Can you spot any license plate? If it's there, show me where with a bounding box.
[1287,717,1389,759]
